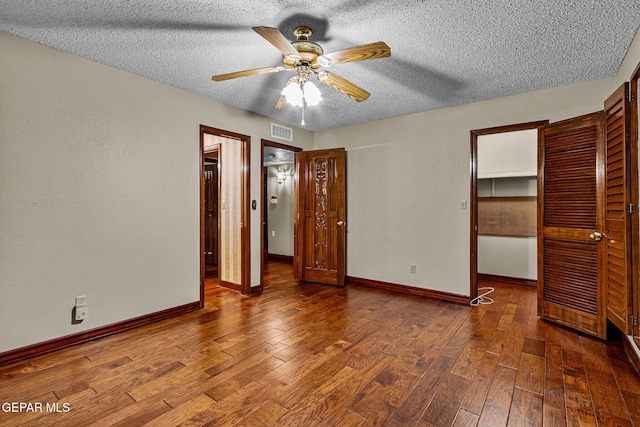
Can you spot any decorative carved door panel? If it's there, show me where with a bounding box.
[294,148,346,286]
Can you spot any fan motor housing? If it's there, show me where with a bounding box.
[282,26,324,69]
[283,42,323,68]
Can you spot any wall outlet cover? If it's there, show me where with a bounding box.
[74,304,88,321]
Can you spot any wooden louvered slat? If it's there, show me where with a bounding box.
[604,83,631,333]
[544,239,598,316]
[543,124,597,230]
[538,111,606,338]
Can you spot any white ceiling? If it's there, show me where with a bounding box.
[1,1,639,131]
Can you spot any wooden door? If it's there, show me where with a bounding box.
[604,83,632,333]
[204,163,218,266]
[538,112,607,338]
[294,148,346,286]
[632,68,640,343]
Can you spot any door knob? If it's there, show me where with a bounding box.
[337,221,345,227]
[589,232,603,241]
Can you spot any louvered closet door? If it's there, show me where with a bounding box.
[538,112,607,338]
[604,83,632,333]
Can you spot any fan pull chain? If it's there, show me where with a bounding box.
[301,99,306,126]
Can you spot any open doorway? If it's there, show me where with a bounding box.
[200,125,250,299]
[470,121,547,300]
[203,148,220,284]
[259,139,302,292]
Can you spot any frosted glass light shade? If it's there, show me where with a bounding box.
[282,79,323,107]
[282,81,303,107]
[303,81,322,106]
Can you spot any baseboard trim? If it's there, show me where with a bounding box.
[623,334,640,378]
[0,302,201,367]
[347,276,470,305]
[220,281,242,292]
[478,273,537,287]
[268,254,294,263]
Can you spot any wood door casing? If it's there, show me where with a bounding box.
[604,83,632,333]
[295,148,346,286]
[538,111,607,338]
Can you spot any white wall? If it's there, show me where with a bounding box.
[267,164,295,256]
[477,128,538,280]
[314,27,640,296]
[0,32,313,353]
[478,177,537,280]
[2,26,639,353]
[477,129,538,178]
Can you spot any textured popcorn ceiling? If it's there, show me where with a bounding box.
[1,1,639,131]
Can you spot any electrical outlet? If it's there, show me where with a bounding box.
[75,304,88,321]
[410,264,417,274]
[74,296,87,321]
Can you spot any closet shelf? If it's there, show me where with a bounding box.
[478,171,537,179]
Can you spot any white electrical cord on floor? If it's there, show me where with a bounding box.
[470,286,495,306]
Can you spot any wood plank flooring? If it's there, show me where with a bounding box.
[1,260,639,426]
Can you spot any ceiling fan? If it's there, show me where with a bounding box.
[211,26,391,122]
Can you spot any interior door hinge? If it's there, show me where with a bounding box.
[629,91,636,103]
[630,315,637,326]
[627,203,636,214]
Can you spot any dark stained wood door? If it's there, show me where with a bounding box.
[294,148,346,286]
[204,163,218,266]
[604,83,632,333]
[538,112,607,338]
[631,67,640,345]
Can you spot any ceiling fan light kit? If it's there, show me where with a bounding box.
[211,25,390,126]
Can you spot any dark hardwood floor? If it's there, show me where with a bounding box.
[1,260,639,426]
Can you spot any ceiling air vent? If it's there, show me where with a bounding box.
[271,123,293,142]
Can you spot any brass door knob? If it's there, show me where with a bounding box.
[589,232,603,241]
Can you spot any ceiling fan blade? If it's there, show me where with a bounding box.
[212,66,285,82]
[320,41,390,66]
[253,26,301,60]
[318,71,370,102]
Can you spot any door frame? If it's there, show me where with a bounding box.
[259,139,302,293]
[200,125,251,297]
[470,120,548,300]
